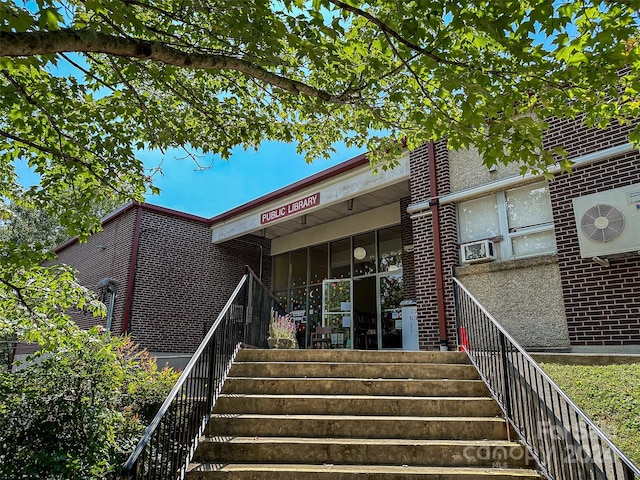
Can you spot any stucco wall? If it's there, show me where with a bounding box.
[455,255,570,349]
[449,146,523,193]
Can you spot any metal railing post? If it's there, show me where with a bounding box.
[206,334,217,409]
[243,269,252,345]
[453,281,461,349]
[499,331,512,420]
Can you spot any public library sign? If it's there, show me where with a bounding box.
[260,192,320,224]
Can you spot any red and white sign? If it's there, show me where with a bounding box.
[260,193,320,225]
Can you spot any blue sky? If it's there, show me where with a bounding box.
[14,141,366,219]
[139,141,366,218]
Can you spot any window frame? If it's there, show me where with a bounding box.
[457,181,556,260]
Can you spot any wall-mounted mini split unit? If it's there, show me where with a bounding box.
[572,183,640,260]
[460,239,496,264]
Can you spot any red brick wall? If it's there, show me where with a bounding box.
[410,140,459,350]
[13,209,138,358]
[49,205,270,354]
[545,117,640,346]
[55,208,137,333]
[126,209,270,353]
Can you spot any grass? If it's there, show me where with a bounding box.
[540,362,640,468]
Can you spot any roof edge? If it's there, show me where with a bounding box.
[54,201,210,253]
[208,151,370,225]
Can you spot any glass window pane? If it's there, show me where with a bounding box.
[299,284,323,350]
[273,253,289,291]
[309,244,328,284]
[330,238,351,278]
[380,274,403,349]
[458,195,500,243]
[380,274,403,311]
[353,232,376,276]
[290,287,307,312]
[506,183,553,231]
[323,280,351,349]
[290,248,307,287]
[273,291,288,312]
[323,280,351,313]
[378,226,402,272]
[512,230,557,257]
[289,288,308,348]
[308,284,322,319]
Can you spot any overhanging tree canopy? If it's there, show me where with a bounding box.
[1,0,639,345]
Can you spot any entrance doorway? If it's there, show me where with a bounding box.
[380,273,403,349]
[273,225,405,350]
[321,279,352,348]
[320,273,404,350]
[353,277,377,349]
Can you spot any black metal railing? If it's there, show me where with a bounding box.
[453,277,640,480]
[120,266,281,480]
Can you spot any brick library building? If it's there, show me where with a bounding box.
[29,116,640,367]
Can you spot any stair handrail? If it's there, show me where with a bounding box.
[453,276,640,480]
[120,266,278,480]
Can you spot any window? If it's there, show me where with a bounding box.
[273,253,289,291]
[378,226,402,272]
[505,184,556,258]
[458,195,500,244]
[330,238,351,278]
[309,244,328,284]
[457,182,556,259]
[272,226,404,315]
[353,231,376,276]
[290,248,308,287]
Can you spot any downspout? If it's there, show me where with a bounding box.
[122,205,142,335]
[428,141,449,350]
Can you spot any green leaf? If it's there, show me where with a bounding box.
[38,8,62,30]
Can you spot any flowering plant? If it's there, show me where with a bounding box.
[268,310,296,340]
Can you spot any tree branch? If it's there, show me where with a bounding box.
[0,278,35,316]
[0,127,121,195]
[59,53,117,92]
[327,0,572,90]
[0,29,357,103]
[327,0,466,68]
[132,59,234,141]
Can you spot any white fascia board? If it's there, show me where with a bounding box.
[211,151,410,244]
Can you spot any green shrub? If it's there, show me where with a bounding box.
[0,329,179,480]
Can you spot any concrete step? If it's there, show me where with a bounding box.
[206,414,508,440]
[188,349,540,479]
[213,394,502,417]
[193,437,529,468]
[236,349,471,364]
[229,361,480,380]
[222,377,490,396]
[187,464,541,480]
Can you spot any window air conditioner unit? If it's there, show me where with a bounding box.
[461,240,496,264]
[572,183,640,259]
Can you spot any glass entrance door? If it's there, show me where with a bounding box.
[322,279,352,349]
[380,274,403,349]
